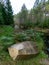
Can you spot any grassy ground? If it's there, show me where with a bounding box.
[0,26,48,65]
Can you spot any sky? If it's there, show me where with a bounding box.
[10,0,35,14]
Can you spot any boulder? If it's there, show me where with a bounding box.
[8,41,39,60]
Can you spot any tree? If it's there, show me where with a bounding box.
[0,0,14,25]
[29,9,33,22]
[33,0,39,8]
[1,3,8,25]
[5,0,14,25]
[19,4,28,28]
[48,0,49,3]
[33,3,44,27]
[0,2,4,25]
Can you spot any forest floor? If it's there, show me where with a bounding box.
[0,25,49,65]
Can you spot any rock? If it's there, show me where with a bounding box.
[14,25,19,30]
[8,41,39,60]
[14,25,20,32]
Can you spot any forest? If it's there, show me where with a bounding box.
[0,0,49,65]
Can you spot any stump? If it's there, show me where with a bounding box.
[8,41,39,60]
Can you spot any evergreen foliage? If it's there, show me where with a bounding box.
[5,0,14,25]
[0,2,4,24]
[0,0,14,25]
[19,4,28,27]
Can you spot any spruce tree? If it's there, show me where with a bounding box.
[0,2,4,25]
[6,0,14,25]
[1,4,8,25]
[19,4,28,24]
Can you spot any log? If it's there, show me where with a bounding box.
[8,41,39,60]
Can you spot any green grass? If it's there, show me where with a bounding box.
[0,26,15,63]
[0,26,14,49]
[0,26,14,36]
[0,26,48,65]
